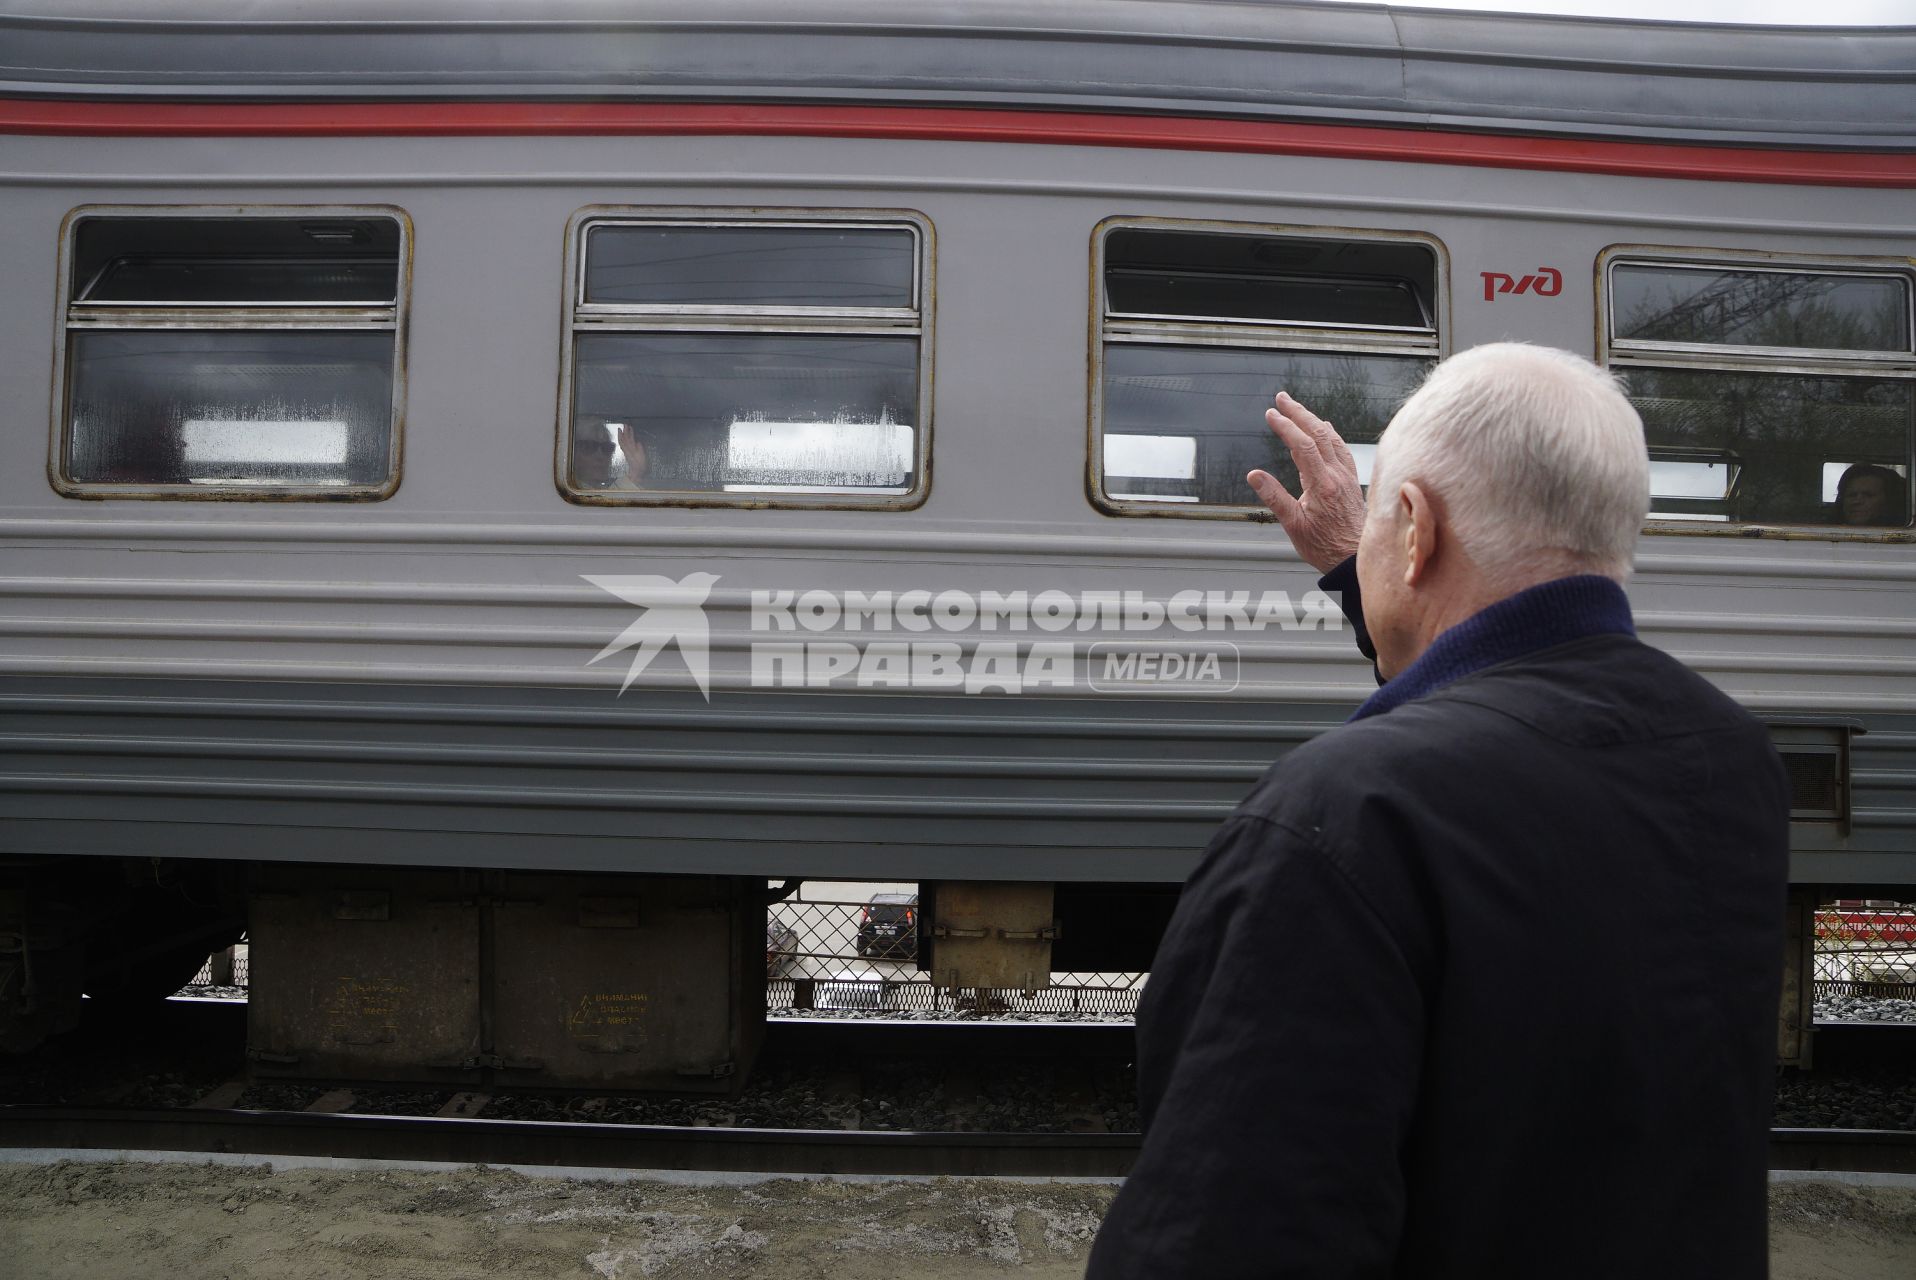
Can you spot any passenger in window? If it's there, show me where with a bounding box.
[572,429,618,489]
[573,422,652,492]
[613,423,653,488]
[1835,462,1905,527]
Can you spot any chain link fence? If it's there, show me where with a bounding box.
[766,895,1143,1018]
[1814,899,1916,1000]
[187,940,249,989]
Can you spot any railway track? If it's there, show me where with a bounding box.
[0,1104,1134,1178]
[2,1106,1914,1180]
[4,1001,1913,1179]
[1769,1128,1916,1177]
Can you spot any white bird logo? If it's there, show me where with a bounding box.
[582,571,721,701]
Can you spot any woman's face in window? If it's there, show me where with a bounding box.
[1842,474,1889,526]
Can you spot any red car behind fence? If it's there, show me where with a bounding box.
[1816,902,1916,946]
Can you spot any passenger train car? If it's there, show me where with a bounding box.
[2,1,1913,1079]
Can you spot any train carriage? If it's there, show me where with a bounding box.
[1,0,1913,1079]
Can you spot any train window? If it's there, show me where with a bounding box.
[53,209,407,498]
[561,212,931,507]
[1612,264,1909,354]
[582,224,915,311]
[72,217,400,306]
[1092,221,1442,514]
[1602,252,1916,532]
[1103,227,1435,331]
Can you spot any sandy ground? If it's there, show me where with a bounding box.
[1769,1178,1916,1280]
[0,1158,1910,1278]
[0,1158,1110,1279]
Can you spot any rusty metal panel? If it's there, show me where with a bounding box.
[1778,888,1816,1068]
[489,874,760,1093]
[247,867,480,1084]
[927,881,1056,995]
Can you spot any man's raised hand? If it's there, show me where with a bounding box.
[1247,392,1367,575]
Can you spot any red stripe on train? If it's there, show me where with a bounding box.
[3,100,1914,188]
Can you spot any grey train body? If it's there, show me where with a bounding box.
[3,1,1915,895]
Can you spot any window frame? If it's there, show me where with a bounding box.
[48,203,410,502]
[1088,216,1448,521]
[556,206,934,511]
[1599,244,1916,542]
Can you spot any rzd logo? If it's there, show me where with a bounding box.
[1481,267,1562,302]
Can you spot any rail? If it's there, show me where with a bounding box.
[3,1107,1913,1180]
[0,1106,1136,1178]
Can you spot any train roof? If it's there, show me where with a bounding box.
[2,0,1913,151]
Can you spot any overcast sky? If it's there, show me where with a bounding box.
[1329,0,1914,22]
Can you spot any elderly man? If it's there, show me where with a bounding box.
[1086,345,1787,1278]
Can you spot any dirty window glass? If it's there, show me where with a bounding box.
[58,211,404,497]
[584,225,915,310]
[65,331,396,487]
[565,215,929,506]
[1626,366,1913,527]
[571,334,918,494]
[1102,345,1431,506]
[1613,265,1910,353]
[1095,224,1440,513]
[1606,254,1916,533]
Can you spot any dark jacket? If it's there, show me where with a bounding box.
[1086,570,1788,1279]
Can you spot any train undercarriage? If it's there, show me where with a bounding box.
[0,856,1179,1091]
[9,850,1907,1084]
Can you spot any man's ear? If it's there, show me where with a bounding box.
[1400,481,1439,586]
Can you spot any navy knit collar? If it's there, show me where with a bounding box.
[1351,575,1636,722]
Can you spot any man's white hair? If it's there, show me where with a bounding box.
[1369,343,1650,582]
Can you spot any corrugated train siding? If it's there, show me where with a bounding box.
[1855,722,1916,849]
[2,529,1914,886]
[1,128,1912,883]
[0,676,1343,882]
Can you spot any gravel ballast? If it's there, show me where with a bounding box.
[1816,995,1916,1025]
